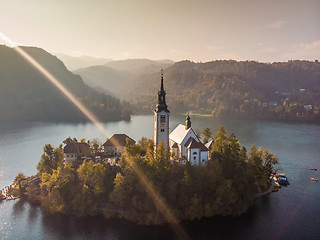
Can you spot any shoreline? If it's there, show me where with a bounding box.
[134,112,320,124]
[0,184,18,201]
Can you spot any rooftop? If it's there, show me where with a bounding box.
[185,137,209,152]
[169,124,191,144]
[64,142,90,154]
[103,134,135,147]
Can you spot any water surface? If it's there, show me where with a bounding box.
[0,115,319,239]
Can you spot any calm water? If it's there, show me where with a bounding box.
[0,115,319,239]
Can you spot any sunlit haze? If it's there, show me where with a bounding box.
[1,0,319,62]
[0,31,190,239]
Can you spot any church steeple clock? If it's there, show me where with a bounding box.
[154,69,170,150]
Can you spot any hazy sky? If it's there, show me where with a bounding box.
[1,0,319,62]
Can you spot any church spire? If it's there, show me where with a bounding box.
[161,69,164,92]
[154,69,170,150]
[185,114,191,129]
[155,69,169,113]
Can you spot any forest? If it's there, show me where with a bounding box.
[125,60,320,122]
[13,126,278,225]
[0,45,131,123]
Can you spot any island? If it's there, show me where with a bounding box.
[8,72,279,225]
[9,123,278,225]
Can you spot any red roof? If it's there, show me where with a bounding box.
[64,142,90,154]
[185,137,209,152]
[103,134,135,147]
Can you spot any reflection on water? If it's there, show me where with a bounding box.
[0,116,319,239]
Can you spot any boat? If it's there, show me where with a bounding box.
[276,173,290,185]
[310,177,319,182]
[310,168,317,171]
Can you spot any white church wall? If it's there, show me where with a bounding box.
[154,111,169,149]
[180,129,198,147]
[189,148,200,165]
[200,151,209,164]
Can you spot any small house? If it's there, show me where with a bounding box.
[64,142,90,163]
[103,134,135,157]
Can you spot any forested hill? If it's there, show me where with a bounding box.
[130,60,320,122]
[0,45,131,123]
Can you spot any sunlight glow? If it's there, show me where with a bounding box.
[1,32,190,240]
[128,159,191,240]
[0,32,109,137]
[0,32,18,47]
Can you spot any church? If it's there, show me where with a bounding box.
[154,70,209,165]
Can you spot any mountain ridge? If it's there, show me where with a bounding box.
[128,60,320,122]
[0,45,131,123]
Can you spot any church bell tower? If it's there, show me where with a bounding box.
[154,69,170,150]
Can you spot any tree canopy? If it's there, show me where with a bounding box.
[17,126,278,224]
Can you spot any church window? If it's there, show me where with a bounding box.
[193,152,197,155]
[161,129,164,132]
[160,116,166,122]
[193,156,196,160]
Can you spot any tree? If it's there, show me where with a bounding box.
[248,145,278,190]
[63,137,77,144]
[90,138,102,159]
[202,128,212,144]
[23,127,279,223]
[210,125,228,161]
[137,137,149,155]
[37,144,64,174]
[40,164,77,214]
[154,141,170,168]
[14,172,26,197]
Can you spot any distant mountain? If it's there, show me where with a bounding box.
[0,45,130,123]
[74,65,133,97]
[73,59,174,98]
[55,53,112,71]
[104,59,174,74]
[128,60,320,122]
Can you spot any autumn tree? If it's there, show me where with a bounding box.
[37,144,64,174]
[14,172,26,197]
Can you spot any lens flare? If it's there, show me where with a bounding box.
[0,32,109,137]
[1,32,190,239]
[128,159,190,239]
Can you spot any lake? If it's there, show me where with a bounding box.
[0,115,319,239]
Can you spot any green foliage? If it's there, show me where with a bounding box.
[39,160,117,217]
[129,60,320,122]
[14,172,26,197]
[248,145,278,190]
[202,128,212,144]
[37,144,64,174]
[63,137,77,144]
[23,131,278,223]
